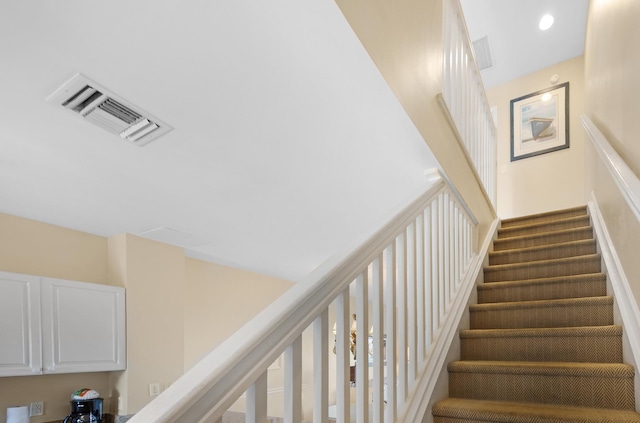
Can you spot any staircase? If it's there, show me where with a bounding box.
[433,206,640,422]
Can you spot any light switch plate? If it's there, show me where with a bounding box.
[149,382,161,396]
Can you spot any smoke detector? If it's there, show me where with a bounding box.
[47,73,172,146]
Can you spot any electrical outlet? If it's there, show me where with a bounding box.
[30,401,44,416]
[149,382,161,396]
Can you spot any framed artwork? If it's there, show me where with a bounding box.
[510,82,569,161]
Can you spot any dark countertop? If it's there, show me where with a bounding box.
[44,414,115,423]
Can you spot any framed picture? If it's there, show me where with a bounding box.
[510,82,569,161]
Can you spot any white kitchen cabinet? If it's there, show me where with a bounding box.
[0,272,126,376]
[41,277,126,374]
[0,271,42,376]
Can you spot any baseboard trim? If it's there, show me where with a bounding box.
[588,197,640,408]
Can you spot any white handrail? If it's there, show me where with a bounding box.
[441,0,497,209]
[127,169,479,423]
[581,115,640,222]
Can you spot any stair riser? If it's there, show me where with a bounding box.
[484,258,601,282]
[461,335,622,363]
[433,399,640,423]
[478,278,606,303]
[493,227,593,251]
[501,207,588,228]
[434,417,478,423]
[498,217,591,238]
[489,241,597,265]
[449,372,635,410]
[471,303,613,329]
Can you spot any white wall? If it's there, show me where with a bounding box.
[486,56,587,219]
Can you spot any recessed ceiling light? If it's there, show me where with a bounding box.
[539,14,554,31]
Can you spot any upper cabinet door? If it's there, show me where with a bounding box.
[41,278,126,374]
[0,271,42,376]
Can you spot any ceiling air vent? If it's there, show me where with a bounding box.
[472,36,494,71]
[47,73,172,146]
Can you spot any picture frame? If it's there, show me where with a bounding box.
[510,82,569,161]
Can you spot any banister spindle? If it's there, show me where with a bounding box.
[246,372,268,423]
[416,213,426,365]
[423,207,433,348]
[396,232,407,404]
[407,223,417,382]
[356,272,369,423]
[371,255,384,423]
[335,290,350,423]
[313,311,328,423]
[284,336,302,423]
[384,244,397,423]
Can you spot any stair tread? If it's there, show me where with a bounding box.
[448,360,634,376]
[489,239,597,264]
[501,206,588,227]
[460,325,622,339]
[471,295,613,311]
[493,226,593,250]
[485,253,601,272]
[498,215,591,238]
[433,398,640,422]
[480,273,606,289]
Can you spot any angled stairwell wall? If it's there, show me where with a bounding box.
[433,206,640,422]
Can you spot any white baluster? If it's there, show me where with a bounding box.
[384,245,397,423]
[285,337,302,423]
[423,207,432,348]
[335,290,350,423]
[356,272,369,423]
[246,372,268,423]
[313,311,328,423]
[407,223,417,382]
[416,214,425,364]
[396,232,407,405]
[371,255,384,423]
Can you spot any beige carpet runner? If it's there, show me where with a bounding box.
[432,206,640,422]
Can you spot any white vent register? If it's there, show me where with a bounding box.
[47,73,172,146]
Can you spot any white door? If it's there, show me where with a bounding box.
[41,278,126,374]
[0,271,42,376]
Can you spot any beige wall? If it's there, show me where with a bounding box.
[335,0,496,243]
[585,0,640,178]
[584,0,640,303]
[486,56,587,218]
[0,213,107,284]
[184,258,293,369]
[108,234,185,416]
[0,213,112,423]
[184,258,300,417]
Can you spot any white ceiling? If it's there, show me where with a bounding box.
[0,1,591,283]
[460,0,589,88]
[0,1,440,282]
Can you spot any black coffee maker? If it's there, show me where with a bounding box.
[63,398,103,423]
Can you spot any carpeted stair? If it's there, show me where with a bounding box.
[433,206,640,422]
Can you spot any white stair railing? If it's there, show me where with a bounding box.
[127,169,478,423]
[440,0,497,208]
